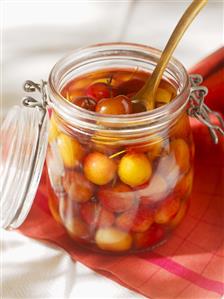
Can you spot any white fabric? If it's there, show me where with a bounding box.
[1,0,223,298]
[2,230,142,298]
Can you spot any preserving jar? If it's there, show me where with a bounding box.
[1,43,223,254]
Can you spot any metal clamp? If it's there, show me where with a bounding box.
[22,80,48,110]
[188,74,224,144]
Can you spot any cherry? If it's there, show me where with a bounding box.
[57,133,85,168]
[133,224,164,249]
[169,200,188,228]
[65,217,90,240]
[83,152,117,185]
[98,208,115,228]
[98,183,135,213]
[118,152,152,187]
[63,171,94,203]
[154,195,181,224]
[71,96,96,111]
[80,202,115,228]
[95,95,132,115]
[86,82,111,101]
[95,227,132,252]
[116,206,154,233]
[80,202,101,226]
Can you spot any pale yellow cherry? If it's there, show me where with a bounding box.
[95,227,132,252]
[57,133,85,168]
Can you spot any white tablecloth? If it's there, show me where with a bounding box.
[1,1,223,298]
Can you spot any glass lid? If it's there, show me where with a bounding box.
[0,103,49,229]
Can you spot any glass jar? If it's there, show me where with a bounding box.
[46,43,194,253]
[1,43,223,254]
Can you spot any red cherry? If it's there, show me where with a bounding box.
[80,202,100,226]
[71,96,96,111]
[80,202,115,228]
[86,82,111,101]
[154,195,181,224]
[98,183,135,213]
[95,95,132,115]
[131,206,154,232]
[133,224,164,249]
[116,206,153,232]
[63,171,94,203]
[98,208,115,228]
[117,78,145,95]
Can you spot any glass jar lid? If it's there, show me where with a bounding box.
[0,89,49,229]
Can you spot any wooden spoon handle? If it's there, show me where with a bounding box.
[134,0,208,109]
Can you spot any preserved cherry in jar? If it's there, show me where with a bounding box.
[46,44,195,253]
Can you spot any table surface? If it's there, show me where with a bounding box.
[1,1,223,298]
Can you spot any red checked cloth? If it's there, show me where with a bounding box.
[19,48,224,299]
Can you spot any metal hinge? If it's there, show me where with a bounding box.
[188,74,224,144]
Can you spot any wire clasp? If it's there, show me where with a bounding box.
[22,80,48,110]
[188,74,224,144]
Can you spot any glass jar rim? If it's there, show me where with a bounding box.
[48,42,190,134]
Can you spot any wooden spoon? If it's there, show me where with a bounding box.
[133,0,208,110]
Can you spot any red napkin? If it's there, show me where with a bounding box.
[19,48,224,299]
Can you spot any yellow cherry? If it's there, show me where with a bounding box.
[118,153,152,187]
